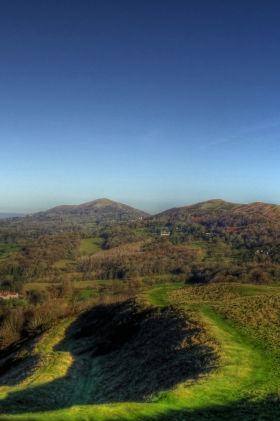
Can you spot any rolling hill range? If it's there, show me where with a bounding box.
[3,198,280,229]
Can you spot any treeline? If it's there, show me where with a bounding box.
[99,225,140,249]
[186,262,280,285]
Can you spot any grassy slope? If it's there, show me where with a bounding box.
[147,285,278,403]
[0,284,279,420]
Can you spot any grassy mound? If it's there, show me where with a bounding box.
[2,283,278,420]
[0,300,217,413]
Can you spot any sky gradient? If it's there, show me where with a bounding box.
[1,0,280,213]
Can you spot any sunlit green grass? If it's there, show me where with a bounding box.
[79,238,102,255]
[76,289,97,301]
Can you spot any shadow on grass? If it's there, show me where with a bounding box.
[0,338,40,387]
[0,300,217,414]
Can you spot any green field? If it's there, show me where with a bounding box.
[0,282,279,420]
[0,243,20,261]
[79,238,102,255]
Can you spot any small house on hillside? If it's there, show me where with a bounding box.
[0,291,19,300]
[160,228,171,237]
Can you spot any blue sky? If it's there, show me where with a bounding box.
[1,0,280,213]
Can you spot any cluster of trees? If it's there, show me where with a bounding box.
[186,262,279,285]
[0,233,79,281]
[0,300,69,349]
[0,278,89,351]
[99,225,140,249]
[77,239,201,280]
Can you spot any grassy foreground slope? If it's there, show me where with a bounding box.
[147,283,280,418]
[0,283,279,420]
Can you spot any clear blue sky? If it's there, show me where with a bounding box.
[1,0,280,213]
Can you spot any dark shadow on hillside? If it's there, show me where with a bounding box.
[0,300,217,414]
[0,338,40,387]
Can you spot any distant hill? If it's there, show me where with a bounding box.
[152,199,280,228]
[0,213,24,219]
[34,198,149,224]
[153,199,237,221]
